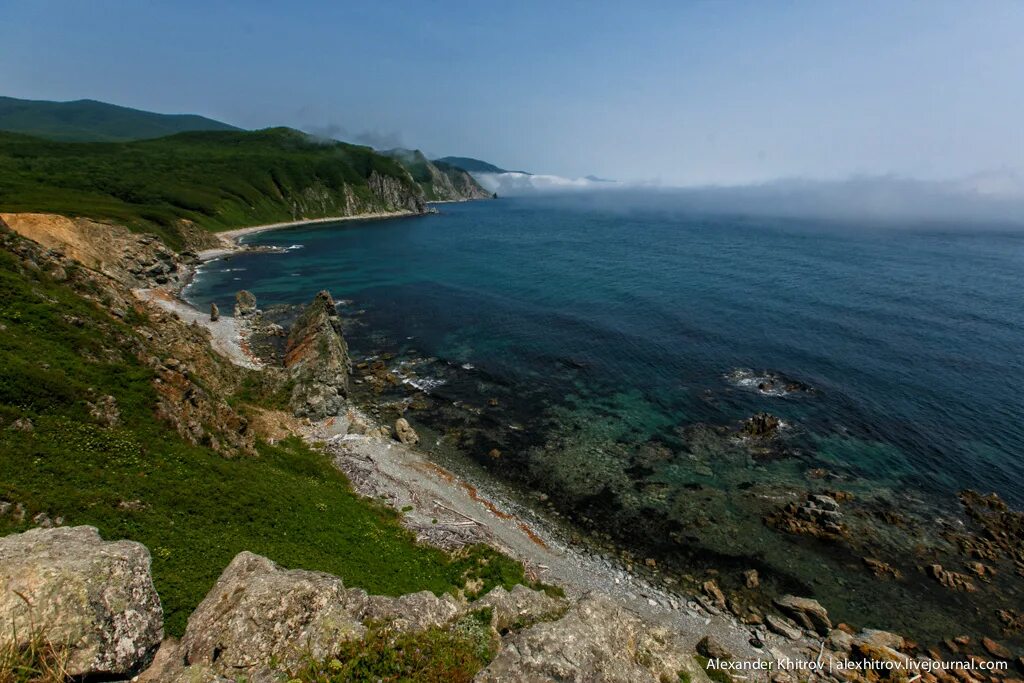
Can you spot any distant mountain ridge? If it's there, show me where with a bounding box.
[383,149,493,201]
[0,96,239,142]
[433,156,528,175]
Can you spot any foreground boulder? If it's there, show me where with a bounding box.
[284,290,351,419]
[180,552,365,679]
[0,526,163,677]
[475,584,567,633]
[476,595,690,682]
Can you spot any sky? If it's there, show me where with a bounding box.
[2,1,1023,186]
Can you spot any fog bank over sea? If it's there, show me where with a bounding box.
[476,171,1024,227]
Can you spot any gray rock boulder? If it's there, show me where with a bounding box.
[394,417,419,445]
[854,629,905,652]
[765,613,803,640]
[0,526,163,677]
[773,594,832,635]
[475,595,689,682]
[356,589,464,633]
[475,584,567,633]
[179,552,364,680]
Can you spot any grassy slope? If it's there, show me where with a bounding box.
[0,247,528,636]
[0,96,239,142]
[0,128,421,248]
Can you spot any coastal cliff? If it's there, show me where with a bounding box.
[384,148,494,201]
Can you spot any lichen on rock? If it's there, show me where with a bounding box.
[0,526,163,678]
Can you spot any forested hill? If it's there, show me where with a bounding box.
[0,127,426,248]
[0,96,239,142]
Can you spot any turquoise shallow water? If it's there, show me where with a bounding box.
[186,194,1024,639]
[189,195,1024,505]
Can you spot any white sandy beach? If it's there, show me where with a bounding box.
[197,210,423,261]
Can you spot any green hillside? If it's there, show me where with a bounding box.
[0,228,530,636]
[0,128,425,247]
[0,96,239,142]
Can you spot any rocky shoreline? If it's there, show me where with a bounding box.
[1,212,1021,682]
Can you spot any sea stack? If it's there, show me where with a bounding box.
[284,290,351,419]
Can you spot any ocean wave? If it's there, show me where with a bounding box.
[403,377,447,393]
[725,368,812,396]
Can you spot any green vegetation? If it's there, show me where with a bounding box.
[0,127,421,248]
[293,609,497,683]
[0,248,526,636]
[0,624,68,683]
[0,96,238,143]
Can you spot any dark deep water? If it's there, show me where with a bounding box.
[186,195,1024,640]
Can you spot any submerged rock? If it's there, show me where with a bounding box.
[765,492,847,541]
[284,290,351,419]
[0,526,163,677]
[742,412,782,438]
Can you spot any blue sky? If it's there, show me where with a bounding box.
[2,1,1022,185]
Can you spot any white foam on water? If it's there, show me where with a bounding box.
[403,377,447,393]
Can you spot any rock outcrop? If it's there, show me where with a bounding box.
[0,526,163,677]
[179,552,365,680]
[284,290,351,419]
[476,596,691,683]
[368,171,426,213]
[773,594,832,635]
[174,551,568,682]
[0,212,191,288]
[765,492,848,540]
[395,417,419,445]
[234,290,257,317]
[431,160,493,200]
